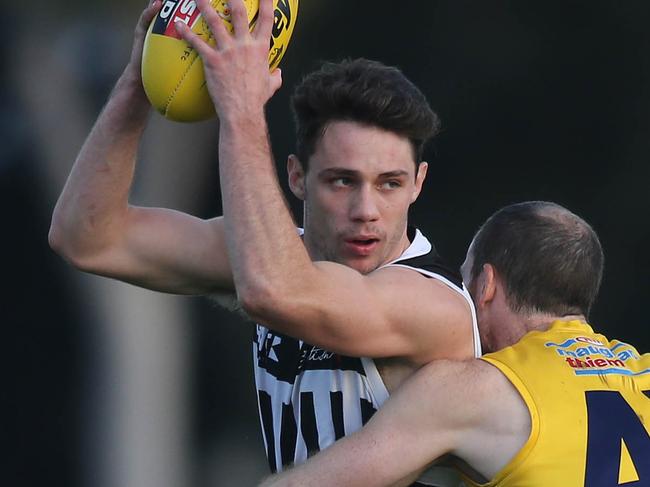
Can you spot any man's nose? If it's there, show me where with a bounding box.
[349,185,380,222]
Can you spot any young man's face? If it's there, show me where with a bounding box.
[290,120,427,275]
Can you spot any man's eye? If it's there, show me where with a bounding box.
[381,180,401,189]
[331,177,352,187]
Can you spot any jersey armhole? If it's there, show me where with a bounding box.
[469,357,540,487]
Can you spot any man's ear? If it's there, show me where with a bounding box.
[412,161,428,203]
[287,154,306,200]
[475,263,497,309]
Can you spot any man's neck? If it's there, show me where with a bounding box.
[524,313,587,332]
[513,314,587,346]
[489,313,587,352]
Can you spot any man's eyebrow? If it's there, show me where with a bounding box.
[317,169,411,179]
[318,168,360,177]
[379,170,410,178]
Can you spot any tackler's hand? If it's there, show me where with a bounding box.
[175,0,282,121]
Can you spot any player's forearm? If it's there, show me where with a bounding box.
[217,113,315,316]
[49,66,151,267]
[169,0,313,312]
[258,370,449,487]
[257,431,396,487]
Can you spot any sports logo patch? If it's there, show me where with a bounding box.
[153,0,204,39]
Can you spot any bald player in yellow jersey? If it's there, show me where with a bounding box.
[262,201,650,487]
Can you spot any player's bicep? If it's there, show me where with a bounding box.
[278,261,411,355]
[296,262,472,360]
[98,208,233,294]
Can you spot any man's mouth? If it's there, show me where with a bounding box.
[343,237,380,256]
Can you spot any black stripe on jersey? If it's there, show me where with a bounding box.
[644,390,650,400]
[395,226,463,289]
[257,332,302,384]
[360,397,376,425]
[258,391,277,473]
[280,402,297,468]
[330,392,345,440]
[300,392,320,457]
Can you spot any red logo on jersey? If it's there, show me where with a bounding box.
[565,357,625,369]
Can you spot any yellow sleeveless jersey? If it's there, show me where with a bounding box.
[467,320,650,487]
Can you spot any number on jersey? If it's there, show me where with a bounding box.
[584,390,650,486]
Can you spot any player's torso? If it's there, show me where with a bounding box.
[253,227,479,482]
[477,320,650,487]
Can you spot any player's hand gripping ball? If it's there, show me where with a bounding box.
[142,0,299,122]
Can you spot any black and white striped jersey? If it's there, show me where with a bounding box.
[253,227,480,482]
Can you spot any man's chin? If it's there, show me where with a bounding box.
[341,256,382,275]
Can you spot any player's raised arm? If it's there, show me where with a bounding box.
[49,0,234,295]
[175,0,474,362]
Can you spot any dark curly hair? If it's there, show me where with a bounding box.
[290,58,440,170]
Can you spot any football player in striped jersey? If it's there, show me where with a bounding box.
[51,1,477,484]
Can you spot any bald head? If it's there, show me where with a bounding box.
[467,201,604,317]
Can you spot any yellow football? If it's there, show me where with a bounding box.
[141,0,299,122]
